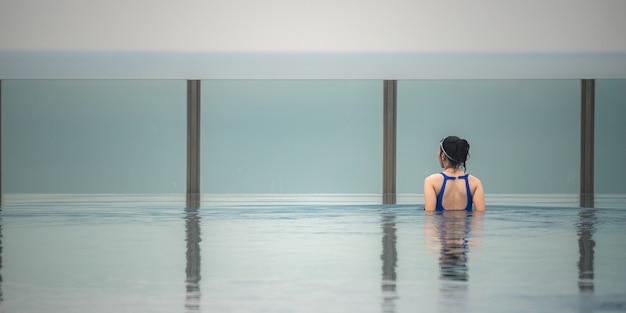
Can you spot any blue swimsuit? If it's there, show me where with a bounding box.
[436,172,473,211]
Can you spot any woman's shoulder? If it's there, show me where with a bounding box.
[468,174,483,185]
[424,173,443,183]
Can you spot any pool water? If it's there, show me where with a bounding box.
[1,195,625,313]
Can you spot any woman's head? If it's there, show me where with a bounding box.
[439,136,470,171]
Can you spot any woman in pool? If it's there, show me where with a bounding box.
[424,136,486,211]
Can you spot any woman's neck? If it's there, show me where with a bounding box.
[443,167,464,175]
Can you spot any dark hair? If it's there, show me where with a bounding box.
[441,136,470,171]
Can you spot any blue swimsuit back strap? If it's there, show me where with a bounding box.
[435,172,473,211]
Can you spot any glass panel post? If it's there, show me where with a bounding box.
[187,80,201,202]
[581,79,594,208]
[383,80,397,204]
[0,79,2,204]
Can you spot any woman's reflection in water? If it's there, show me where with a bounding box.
[424,210,483,311]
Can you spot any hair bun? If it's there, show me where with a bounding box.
[454,139,470,162]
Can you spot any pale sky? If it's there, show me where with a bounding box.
[1,0,625,53]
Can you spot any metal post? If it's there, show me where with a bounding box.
[383,80,397,204]
[0,80,2,205]
[0,80,3,303]
[580,79,594,208]
[187,80,201,204]
[185,80,201,310]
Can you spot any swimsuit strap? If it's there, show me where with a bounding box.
[436,172,473,211]
[462,174,473,211]
[435,173,449,211]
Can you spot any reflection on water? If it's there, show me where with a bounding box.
[185,196,201,312]
[1,195,626,313]
[424,210,483,311]
[0,206,3,304]
[381,210,398,313]
[577,209,596,293]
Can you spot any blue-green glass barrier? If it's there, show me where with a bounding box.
[201,80,382,195]
[397,80,580,199]
[1,80,186,193]
[595,80,626,195]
